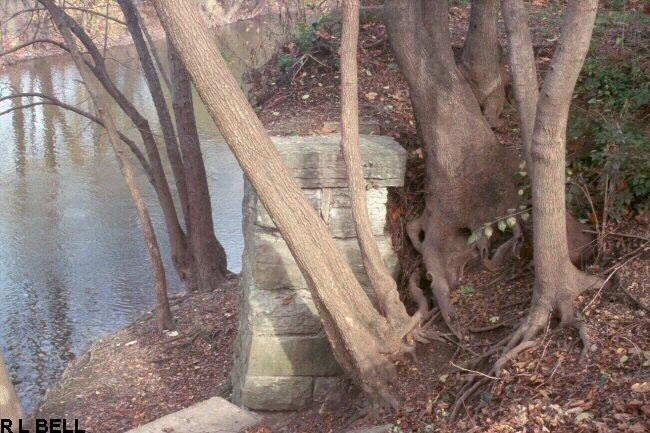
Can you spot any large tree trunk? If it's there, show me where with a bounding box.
[151,0,411,405]
[385,0,516,334]
[0,352,22,426]
[459,0,506,128]
[169,42,230,290]
[40,0,174,331]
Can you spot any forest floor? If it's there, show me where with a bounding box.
[38,2,649,433]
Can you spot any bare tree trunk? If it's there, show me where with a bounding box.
[0,352,22,425]
[60,11,197,289]
[40,0,174,331]
[118,0,191,228]
[459,0,506,128]
[169,41,230,290]
[340,0,409,325]
[385,0,517,335]
[152,0,412,405]
[500,0,538,171]
[527,0,601,335]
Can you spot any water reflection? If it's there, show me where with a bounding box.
[0,16,280,413]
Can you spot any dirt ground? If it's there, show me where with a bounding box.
[37,2,649,433]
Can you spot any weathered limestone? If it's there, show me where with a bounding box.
[232,134,406,411]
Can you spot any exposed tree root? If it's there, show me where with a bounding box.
[448,269,604,421]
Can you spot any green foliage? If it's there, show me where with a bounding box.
[568,54,650,219]
[275,53,299,73]
[292,12,339,55]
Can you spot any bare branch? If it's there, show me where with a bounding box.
[0,92,153,180]
[0,38,68,57]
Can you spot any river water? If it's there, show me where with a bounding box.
[0,17,281,413]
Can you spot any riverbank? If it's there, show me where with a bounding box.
[36,279,240,432]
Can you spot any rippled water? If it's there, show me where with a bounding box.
[0,17,280,413]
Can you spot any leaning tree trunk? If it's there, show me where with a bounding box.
[0,352,22,425]
[169,42,230,290]
[40,0,174,331]
[151,0,415,405]
[459,0,506,128]
[340,0,410,325]
[385,0,517,335]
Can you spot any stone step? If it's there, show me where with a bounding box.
[124,397,259,433]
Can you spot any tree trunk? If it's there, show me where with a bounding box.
[500,0,538,172]
[152,0,408,405]
[40,0,174,331]
[60,10,197,289]
[340,0,409,325]
[459,0,506,128]
[119,0,191,229]
[385,0,517,334]
[0,352,22,426]
[527,0,601,334]
[169,41,230,290]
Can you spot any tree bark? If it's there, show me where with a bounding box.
[151,0,409,404]
[40,0,174,331]
[528,0,600,330]
[459,0,506,128]
[0,352,22,426]
[385,0,516,334]
[340,0,409,325]
[500,0,538,172]
[59,9,196,289]
[169,41,230,290]
[118,0,191,229]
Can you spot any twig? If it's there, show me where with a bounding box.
[449,360,499,381]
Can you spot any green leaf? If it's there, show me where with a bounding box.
[521,212,530,222]
[506,216,517,227]
[459,285,475,294]
[489,316,500,323]
[620,355,629,364]
[302,94,310,100]
[484,226,494,238]
[498,220,507,232]
[439,374,448,383]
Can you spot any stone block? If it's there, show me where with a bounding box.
[328,188,388,238]
[251,228,398,290]
[246,334,342,376]
[272,134,407,188]
[240,376,313,411]
[245,289,321,335]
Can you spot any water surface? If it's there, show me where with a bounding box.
[0,17,280,413]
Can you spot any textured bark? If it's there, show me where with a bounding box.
[152,0,406,404]
[459,0,506,128]
[40,0,174,331]
[60,10,196,288]
[340,0,409,325]
[119,0,191,227]
[500,0,538,171]
[169,42,229,290]
[386,0,516,333]
[0,352,22,425]
[528,0,601,327]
